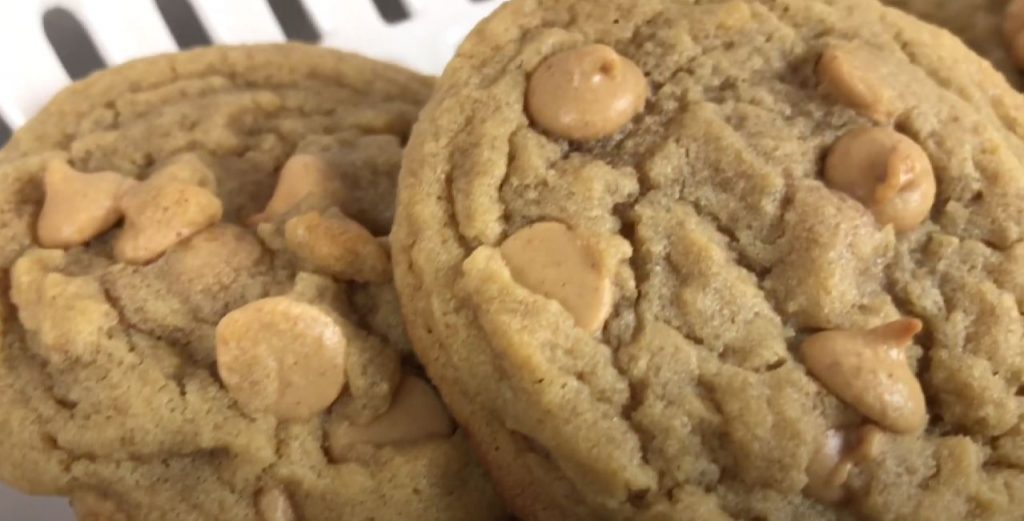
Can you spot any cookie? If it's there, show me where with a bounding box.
[882,0,1021,86]
[0,44,505,521]
[392,0,1024,519]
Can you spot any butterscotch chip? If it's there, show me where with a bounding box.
[0,44,504,521]
[215,296,347,421]
[818,45,896,123]
[800,319,928,434]
[250,154,339,225]
[114,178,224,264]
[824,126,936,232]
[392,1,1024,518]
[499,221,613,334]
[805,429,850,503]
[804,425,884,502]
[284,208,390,282]
[526,44,649,141]
[160,223,270,321]
[9,249,67,331]
[148,152,219,193]
[10,249,120,361]
[256,486,296,521]
[37,159,136,248]
[328,375,453,456]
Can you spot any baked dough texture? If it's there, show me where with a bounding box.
[392,1,1024,519]
[0,44,504,521]
[881,0,1019,86]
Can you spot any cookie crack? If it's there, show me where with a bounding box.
[884,228,1024,437]
[608,206,666,503]
[98,281,190,397]
[888,23,1024,152]
[441,112,479,255]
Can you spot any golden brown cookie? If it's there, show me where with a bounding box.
[882,0,1021,86]
[0,44,504,521]
[392,0,1024,519]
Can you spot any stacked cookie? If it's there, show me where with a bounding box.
[392,0,1024,519]
[882,0,1024,87]
[0,44,504,521]
[2,0,1024,520]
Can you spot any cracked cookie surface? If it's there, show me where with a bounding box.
[391,1,1024,519]
[0,44,504,521]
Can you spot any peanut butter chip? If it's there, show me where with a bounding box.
[526,44,649,141]
[328,376,453,455]
[256,487,296,521]
[284,209,390,282]
[824,126,936,232]
[818,45,896,123]
[114,176,223,264]
[11,251,120,361]
[805,425,884,502]
[148,152,219,192]
[37,160,136,248]
[216,296,347,421]
[499,221,613,334]
[800,318,928,434]
[1006,0,1024,68]
[250,154,337,224]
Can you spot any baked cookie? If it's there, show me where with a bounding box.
[392,0,1024,519]
[0,44,504,521]
[881,0,1021,86]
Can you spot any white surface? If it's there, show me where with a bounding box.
[0,0,501,129]
[0,0,502,519]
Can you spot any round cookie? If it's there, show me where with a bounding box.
[0,44,504,521]
[392,1,1024,520]
[881,0,1021,86]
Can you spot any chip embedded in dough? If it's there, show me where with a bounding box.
[0,44,504,521]
[392,0,1024,519]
